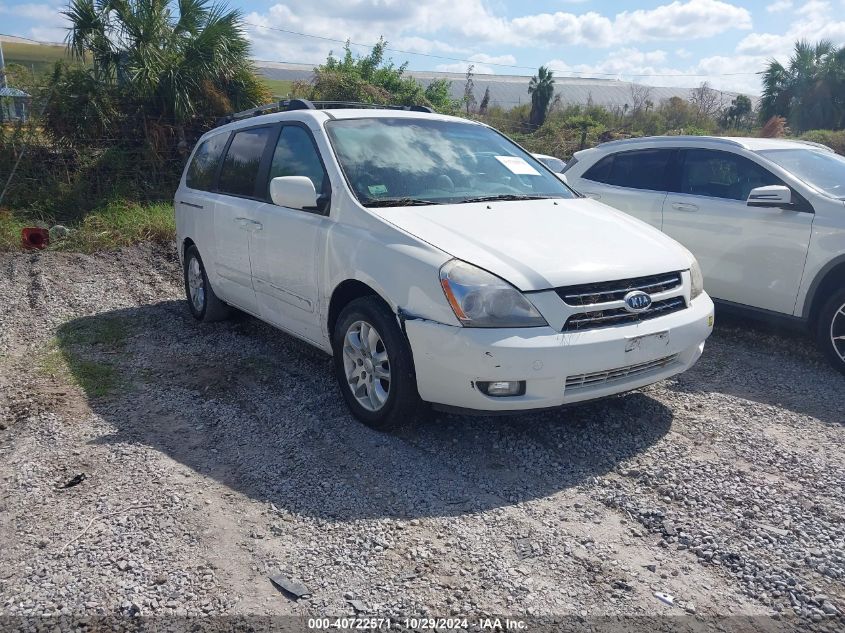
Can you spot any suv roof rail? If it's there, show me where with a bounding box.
[792,139,835,152]
[216,99,434,126]
[596,135,746,149]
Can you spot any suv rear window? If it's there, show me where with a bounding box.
[583,149,673,191]
[186,133,228,191]
[218,127,274,197]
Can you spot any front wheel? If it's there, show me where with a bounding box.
[332,296,421,431]
[184,245,230,323]
[816,287,845,375]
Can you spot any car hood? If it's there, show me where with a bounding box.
[370,198,693,291]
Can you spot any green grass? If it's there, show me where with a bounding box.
[261,77,295,97]
[0,200,175,252]
[0,209,29,251]
[1,40,72,74]
[59,316,132,347]
[41,315,134,398]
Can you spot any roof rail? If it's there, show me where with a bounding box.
[596,135,746,149]
[216,99,434,126]
[792,139,835,152]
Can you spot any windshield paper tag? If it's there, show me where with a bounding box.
[368,184,388,196]
[495,155,541,176]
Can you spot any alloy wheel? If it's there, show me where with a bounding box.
[342,320,391,411]
[831,300,845,363]
[187,256,205,313]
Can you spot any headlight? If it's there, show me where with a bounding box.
[690,258,704,300]
[439,259,548,328]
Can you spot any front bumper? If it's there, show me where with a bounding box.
[405,293,714,412]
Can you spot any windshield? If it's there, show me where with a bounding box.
[325,117,576,206]
[757,148,845,199]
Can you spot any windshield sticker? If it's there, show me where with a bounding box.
[368,184,388,196]
[495,155,541,176]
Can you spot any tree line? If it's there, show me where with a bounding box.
[1,0,844,218]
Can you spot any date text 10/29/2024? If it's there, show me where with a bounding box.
[307,617,528,630]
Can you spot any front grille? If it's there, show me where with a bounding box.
[564,296,686,331]
[565,354,680,391]
[556,271,685,331]
[557,272,683,306]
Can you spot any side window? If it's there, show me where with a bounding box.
[582,155,612,183]
[268,126,327,198]
[679,149,784,201]
[583,149,673,191]
[186,134,228,191]
[218,127,273,197]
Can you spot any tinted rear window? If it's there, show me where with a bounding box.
[583,149,673,191]
[218,127,274,197]
[186,134,228,191]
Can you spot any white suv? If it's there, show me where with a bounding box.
[564,136,845,374]
[175,100,714,429]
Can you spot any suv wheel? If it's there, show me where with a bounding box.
[333,296,420,430]
[817,287,845,375]
[184,245,230,322]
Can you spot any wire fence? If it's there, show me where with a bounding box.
[0,89,210,217]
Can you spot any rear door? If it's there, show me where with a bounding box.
[211,125,276,315]
[574,148,675,228]
[176,132,229,268]
[250,123,332,344]
[662,148,813,313]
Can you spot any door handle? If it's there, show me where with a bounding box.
[583,191,602,200]
[671,202,698,212]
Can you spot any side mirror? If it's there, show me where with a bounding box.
[555,173,569,184]
[747,185,792,208]
[270,176,319,210]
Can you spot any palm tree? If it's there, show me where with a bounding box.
[760,40,845,131]
[528,66,555,128]
[61,0,268,124]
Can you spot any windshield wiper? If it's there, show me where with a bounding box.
[457,194,554,204]
[361,197,443,207]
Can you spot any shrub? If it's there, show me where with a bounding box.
[799,130,845,155]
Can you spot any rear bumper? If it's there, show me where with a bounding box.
[405,293,714,412]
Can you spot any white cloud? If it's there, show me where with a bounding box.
[545,47,765,94]
[766,0,793,11]
[615,0,751,42]
[0,2,59,21]
[244,0,753,63]
[511,0,751,47]
[0,3,68,42]
[737,0,845,57]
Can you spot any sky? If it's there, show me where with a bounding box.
[2,0,845,95]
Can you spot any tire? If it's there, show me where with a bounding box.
[816,286,845,375]
[184,245,230,323]
[332,296,421,431]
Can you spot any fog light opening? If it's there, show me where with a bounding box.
[477,380,526,397]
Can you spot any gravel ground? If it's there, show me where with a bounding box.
[0,244,843,632]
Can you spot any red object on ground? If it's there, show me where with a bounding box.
[22,227,50,250]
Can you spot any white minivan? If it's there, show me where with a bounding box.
[175,100,714,429]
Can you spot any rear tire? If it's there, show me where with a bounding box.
[816,287,845,375]
[332,296,421,431]
[184,245,230,323]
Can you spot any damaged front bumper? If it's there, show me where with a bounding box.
[404,294,714,412]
